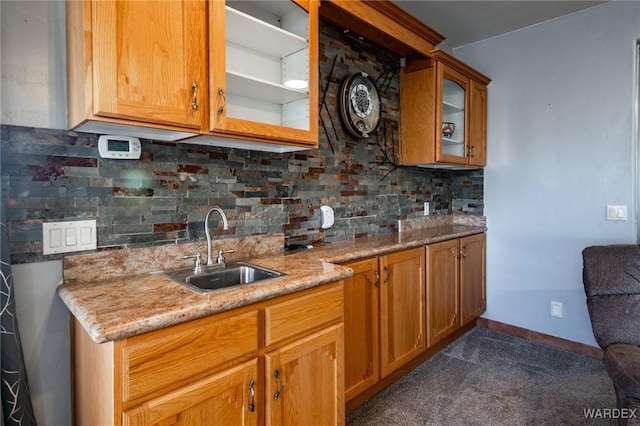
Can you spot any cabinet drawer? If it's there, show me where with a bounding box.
[265,282,343,347]
[121,310,259,402]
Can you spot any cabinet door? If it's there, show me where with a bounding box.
[342,258,379,401]
[123,359,258,426]
[379,247,426,378]
[460,234,486,326]
[92,1,206,129]
[436,63,469,166]
[468,82,487,167]
[426,239,459,347]
[265,324,344,426]
[209,0,319,146]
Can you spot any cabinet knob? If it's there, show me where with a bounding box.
[468,145,477,158]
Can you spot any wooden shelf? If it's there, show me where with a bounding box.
[226,6,307,59]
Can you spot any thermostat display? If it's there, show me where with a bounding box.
[98,135,141,159]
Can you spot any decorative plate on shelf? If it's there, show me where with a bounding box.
[339,72,381,138]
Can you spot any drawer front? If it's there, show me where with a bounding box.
[265,281,343,347]
[121,310,259,402]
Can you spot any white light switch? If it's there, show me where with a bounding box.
[49,228,62,248]
[65,227,77,246]
[43,220,97,255]
[606,205,628,221]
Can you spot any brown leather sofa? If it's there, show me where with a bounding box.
[582,245,640,425]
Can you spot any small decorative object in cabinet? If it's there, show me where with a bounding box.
[400,49,491,169]
[442,122,455,139]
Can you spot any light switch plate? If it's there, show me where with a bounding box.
[606,205,627,221]
[43,220,97,255]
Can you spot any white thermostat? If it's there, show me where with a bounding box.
[98,135,142,159]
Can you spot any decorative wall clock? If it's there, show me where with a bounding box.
[339,72,381,138]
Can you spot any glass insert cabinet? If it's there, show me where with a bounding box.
[399,49,490,168]
[441,73,467,159]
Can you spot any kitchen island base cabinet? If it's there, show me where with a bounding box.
[426,233,486,348]
[342,247,425,403]
[72,281,344,426]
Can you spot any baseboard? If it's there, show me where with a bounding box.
[476,317,603,359]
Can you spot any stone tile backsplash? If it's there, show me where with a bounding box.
[1,21,483,264]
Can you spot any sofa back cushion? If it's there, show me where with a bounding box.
[582,245,640,348]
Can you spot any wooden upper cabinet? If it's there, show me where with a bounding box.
[400,50,490,169]
[468,82,488,167]
[67,0,207,139]
[207,0,319,147]
[67,0,318,149]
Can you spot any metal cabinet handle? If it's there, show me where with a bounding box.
[217,88,226,116]
[191,81,199,110]
[248,379,255,412]
[384,266,390,284]
[373,269,380,287]
[274,369,283,401]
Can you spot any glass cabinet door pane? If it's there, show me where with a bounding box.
[441,79,465,158]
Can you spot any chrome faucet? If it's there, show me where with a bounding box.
[204,206,229,266]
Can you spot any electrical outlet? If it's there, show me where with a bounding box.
[424,202,430,216]
[550,301,563,318]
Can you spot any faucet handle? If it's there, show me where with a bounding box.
[216,249,236,264]
[182,253,202,274]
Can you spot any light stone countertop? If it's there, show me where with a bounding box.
[58,216,486,344]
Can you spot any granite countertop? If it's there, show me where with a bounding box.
[58,216,486,344]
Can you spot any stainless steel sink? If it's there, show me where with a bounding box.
[164,262,285,293]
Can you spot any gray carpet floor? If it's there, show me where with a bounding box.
[346,326,619,426]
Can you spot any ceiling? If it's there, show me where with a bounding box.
[393,1,610,48]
